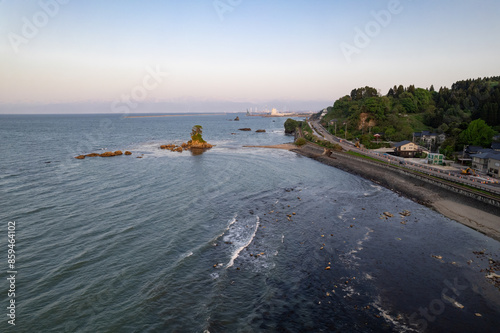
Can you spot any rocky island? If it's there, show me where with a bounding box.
[160,125,213,155]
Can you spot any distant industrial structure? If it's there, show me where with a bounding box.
[246,107,314,118]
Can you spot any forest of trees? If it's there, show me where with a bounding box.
[320,76,500,154]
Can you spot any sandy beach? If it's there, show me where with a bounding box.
[433,199,500,241]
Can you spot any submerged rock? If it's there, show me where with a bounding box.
[77,149,131,159]
[239,128,251,131]
[399,210,411,216]
[255,129,266,133]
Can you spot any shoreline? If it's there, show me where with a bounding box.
[249,143,500,242]
[124,113,226,118]
[243,144,297,150]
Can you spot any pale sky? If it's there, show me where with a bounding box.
[1,0,499,113]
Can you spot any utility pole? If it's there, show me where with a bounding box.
[462,145,466,165]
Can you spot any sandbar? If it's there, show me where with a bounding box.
[124,113,227,118]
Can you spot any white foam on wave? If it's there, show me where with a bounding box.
[226,216,260,268]
[339,228,373,267]
[371,296,418,332]
[364,273,374,280]
[341,284,359,298]
[212,214,238,244]
[180,251,193,259]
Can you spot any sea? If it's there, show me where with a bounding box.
[1,113,499,333]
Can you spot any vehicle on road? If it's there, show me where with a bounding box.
[461,167,476,176]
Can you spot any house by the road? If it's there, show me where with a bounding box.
[488,155,500,178]
[393,140,420,158]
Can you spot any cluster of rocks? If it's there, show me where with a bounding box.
[238,128,266,132]
[160,144,184,152]
[474,250,500,289]
[160,141,213,153]
[75,150,132,159]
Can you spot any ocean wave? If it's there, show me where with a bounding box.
[226,216,260,268]
[212,214,237,244]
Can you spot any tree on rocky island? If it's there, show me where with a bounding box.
[190,125,206,143]
[187,125,213,151]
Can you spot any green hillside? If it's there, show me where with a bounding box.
[319,77,500,153]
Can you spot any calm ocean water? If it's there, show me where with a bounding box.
[1,113,499,332]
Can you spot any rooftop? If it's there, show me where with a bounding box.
[393,140,412,148]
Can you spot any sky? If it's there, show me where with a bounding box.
[0,0,499,113]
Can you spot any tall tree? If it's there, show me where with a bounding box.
[387,87,395,97]
[396,85,405,97]
[191,125,203,137]
[459,119,496,147]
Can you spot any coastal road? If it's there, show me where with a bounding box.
[309,120,500,195]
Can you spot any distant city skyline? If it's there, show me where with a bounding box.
[1,0,499,113]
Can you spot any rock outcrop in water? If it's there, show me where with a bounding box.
[159,125,213,154]
[76,126,213,159]
[75,150,133,159]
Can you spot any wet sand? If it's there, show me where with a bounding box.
[433,200,500,241]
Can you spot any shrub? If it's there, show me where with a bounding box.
[295,137,307,146]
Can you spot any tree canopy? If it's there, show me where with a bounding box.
[459,119,496,147]
[190,125,206,143]
[191,125,203,137]
[320,76,500,152]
